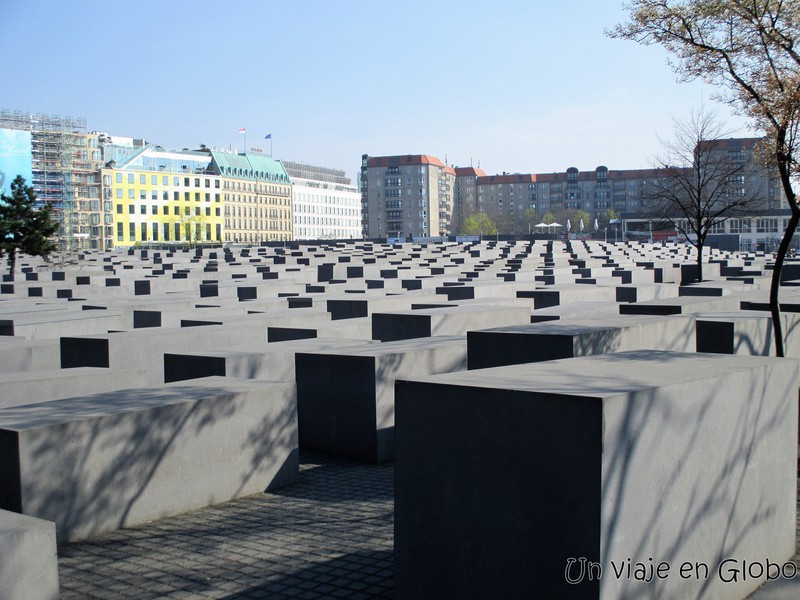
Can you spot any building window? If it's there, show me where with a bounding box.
[756,218,779,233]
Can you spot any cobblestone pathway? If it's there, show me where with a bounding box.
[58,452,394,599]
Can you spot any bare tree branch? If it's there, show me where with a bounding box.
[610,0,800,355]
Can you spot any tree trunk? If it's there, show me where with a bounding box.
[696,242,703,283]
[7,247,16,278]
[769,131,800,358]
[769,211,799,357]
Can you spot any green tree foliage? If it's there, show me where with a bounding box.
[610,0,800,355]
[571,210,591,233]
[462,212,498,236]
[542,212,557,224]
[600,209,618,229]
[0,175,58,276]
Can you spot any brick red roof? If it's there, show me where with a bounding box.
[367,154,446,168]
[366,154,455,176]
[454,166,486,177]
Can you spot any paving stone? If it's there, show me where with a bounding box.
[58,451,393,599]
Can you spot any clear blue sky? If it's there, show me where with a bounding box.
[2,0,755,181]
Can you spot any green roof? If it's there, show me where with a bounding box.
[209,151,290,183]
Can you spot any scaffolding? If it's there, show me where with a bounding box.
[282,160,351,186]
[0,109,87,250]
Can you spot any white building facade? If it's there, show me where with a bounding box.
[284,161,361,240]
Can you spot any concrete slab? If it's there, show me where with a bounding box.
[0,338,61,373]
[468,315,696,369]
[164,338,374,383]
[296,336,467,462]
[59,321,273,385]
[0,367,149,408]
[372,304,531,342]
[0,509,59,600]
[395,351,797,600]
[0,310,126,340]
[0,376,297,542]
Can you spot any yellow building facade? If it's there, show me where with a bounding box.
[103,167,225,247]
[101,148,224,247]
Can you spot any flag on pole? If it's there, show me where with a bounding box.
[237,128,246,133]
[265,133,272,139]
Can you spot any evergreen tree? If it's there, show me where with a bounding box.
[0,175,58,276]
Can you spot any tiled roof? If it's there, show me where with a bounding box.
[367,154,447,168]
[454,167,487,177]
[209,151,290,183]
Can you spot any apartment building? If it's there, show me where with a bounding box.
[283,161,361,240]
[456,137,787,236]
[473,172,537,234]
[453,166,485,233]
[360,154,455,239]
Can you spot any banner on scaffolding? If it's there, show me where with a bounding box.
[0,128,33,197]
